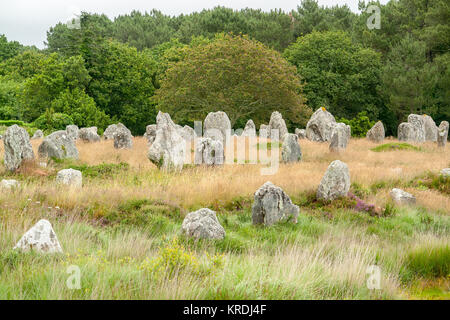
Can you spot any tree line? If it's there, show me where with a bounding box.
[0,0,448,136]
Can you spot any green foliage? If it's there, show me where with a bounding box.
[155,33,311,129]
[0,34,22,61]
[284,31,383,120]
[32,110,73,132]
[402,244,450,280]
[371,142,421,152]
[337,111,376,137]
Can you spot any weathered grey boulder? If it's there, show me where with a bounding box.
[113,123,133,149]
[203,111,231,146]
[281,133,302,163]
[269,111,288,141]
[3,125,35,171]
[79,127,100,142]
[317,160,350,201]
[194,137,224,165]
[38,130,79,160]
[177,125,196,142]
[56,168,82,188]
[144,124,157,144]
[1,179,19,190]
[440,168,450,178]
[181,208,225,240]
[242,120,256,137]
[390,188,416,205]
[295,128,306,139]
[66,125,79,140]
[399,114,426,142]
[103,124,119,140]
[437,121,448,147]
[31,130,44,139]
[329,123,351,152]
[398,122,415,141]
[306,107,337,142]
[14,219,62,253]
[422,115,438,141]
[148,111,186,171]
[259,124,269,139]
[252,181,299,226]
[366,121,385,143]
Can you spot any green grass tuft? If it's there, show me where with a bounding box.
[371,142,421,152]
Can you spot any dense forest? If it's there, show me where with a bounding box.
[0,0,448,135]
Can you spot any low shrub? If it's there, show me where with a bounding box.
[371,142,421,152]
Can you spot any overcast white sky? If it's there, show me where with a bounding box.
[0,0,388,48]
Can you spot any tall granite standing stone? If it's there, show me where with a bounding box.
[317,160,350,201]
[268,111,288,141]
[3,125,35,171]
[366,121,385,143]
[148,111,186,171]
[66,125,79,140]
[329,123,351,152]
[281,133,302,163]
[113,123,133,149]
[203,111,231,146]
[252,181,299,226]
[79,127,100,142]
[437,121,449,147]
[306,107,337,142]
[242,120,256,137]
[422,115,438,141]
[144,124,157,144]
[194,137,224,166]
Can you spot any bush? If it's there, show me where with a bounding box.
[337,111,376,137]
[32,110,73,132]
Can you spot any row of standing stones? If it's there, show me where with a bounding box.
[1,108,449,253]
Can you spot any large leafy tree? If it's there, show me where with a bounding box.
[155,33,311,129]
[284,31,383,121]
[84,40,158,134]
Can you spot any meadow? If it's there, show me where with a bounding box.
[0,137,449,299]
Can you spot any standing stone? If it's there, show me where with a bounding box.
[113,123,133,149]
[422,115,438,141]
[177,125,196,142]
[437,121,448,147]
[203,111,231,146]
[398,122,416,141]
[295,128,306,139]
[329,123,351,152]
[56,169,82,188]
[103,124,119,140]
[66,125,79,141]
[440,168,450,177]
[242,120,256,137]
[390,188,416,205]
[252,181,299,226]
[144,124,157,144]
[366,121,385,143]
[259,124,269,139]
[399,114,426,142]
[268,111,288,141]
[3,125,35,171]
[1,179,19,190]
[194,137,224,165]
[79,127,100,142]
[38,130,79,159]
[148,111,186,171]
[281,133,302,163]
[306,107,337,142]
[182,208,225,240]
[317,160,351,201]
[14,219,63,253]
[31,130,44,139]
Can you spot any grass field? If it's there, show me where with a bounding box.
[0,137,449,299]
